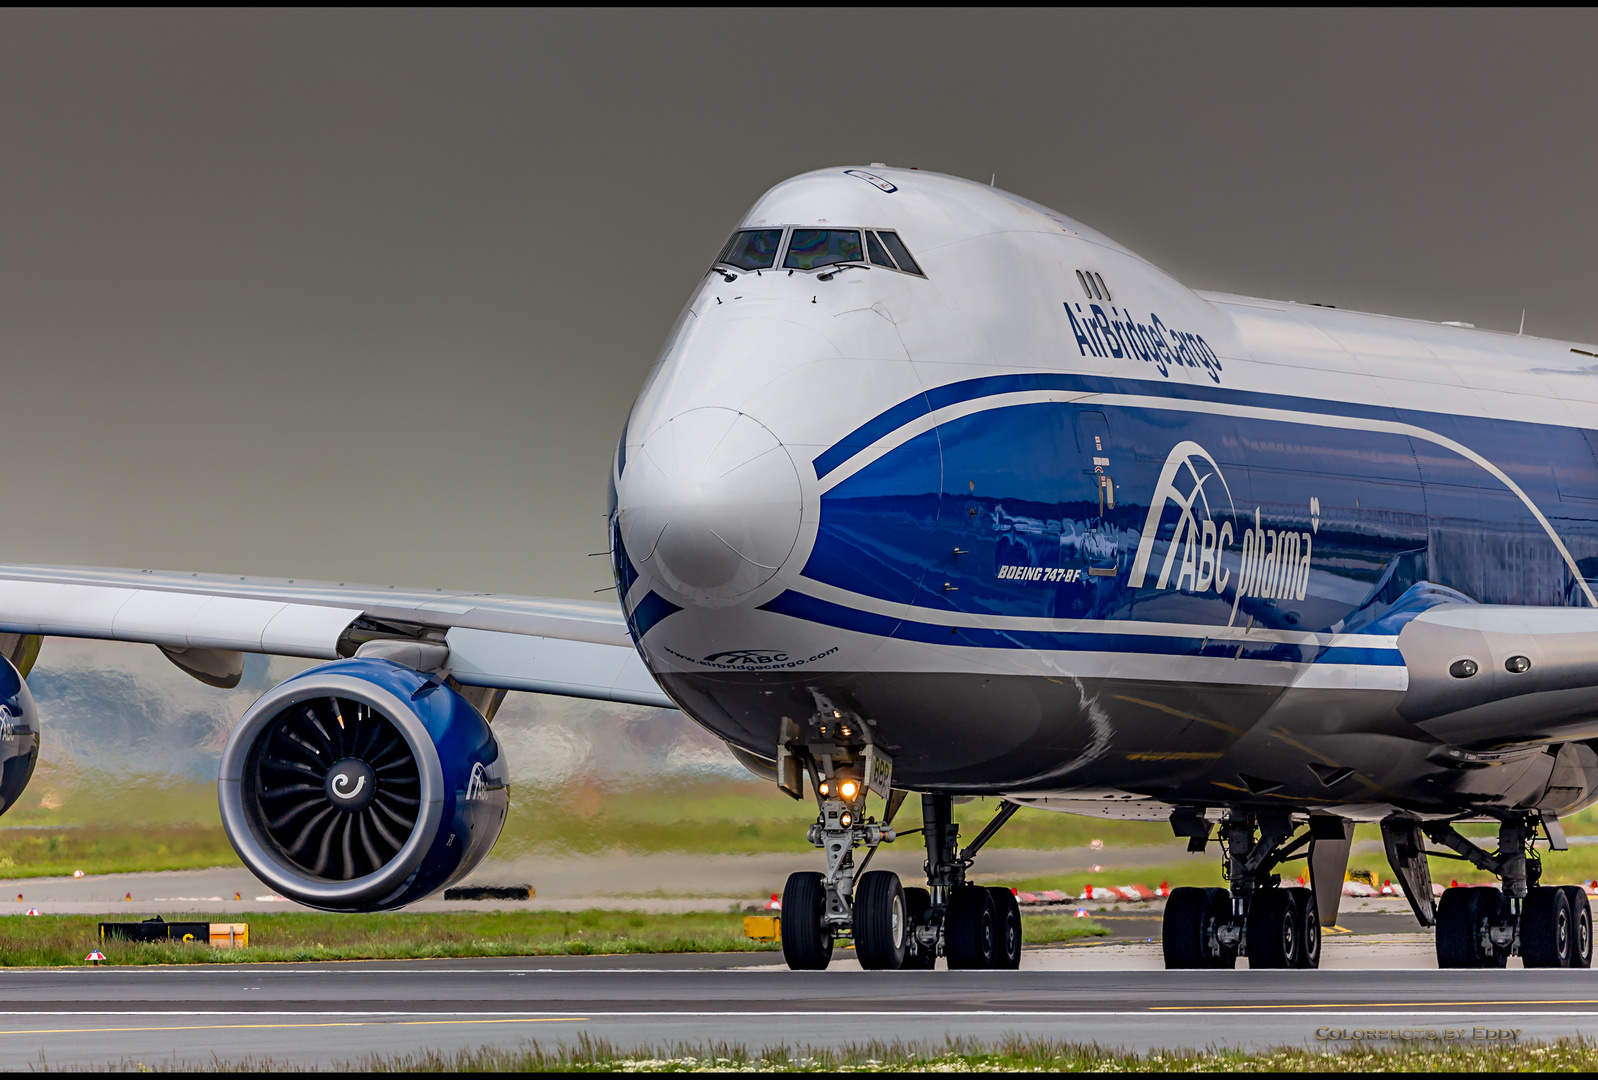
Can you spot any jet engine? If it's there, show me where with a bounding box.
[0,656,40,817]
[218,658,508,912]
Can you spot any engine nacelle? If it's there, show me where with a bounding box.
[0,656,39,817]
[218,658,508,912]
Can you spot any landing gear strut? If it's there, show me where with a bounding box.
[911,793,1023,970]
[1163,811,1339,969]
[1424,813,1592,969]
[773,699,1022,971]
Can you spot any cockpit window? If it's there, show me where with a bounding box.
[717,229,784,271]
[784,229,863,270]
[865,231,896,268]
[877,231,923,276]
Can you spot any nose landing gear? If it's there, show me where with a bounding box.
[773,702,1024,971]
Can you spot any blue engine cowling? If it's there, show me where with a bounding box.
[0,656,40,817]
[218,658,509,912]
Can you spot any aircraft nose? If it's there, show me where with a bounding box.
[618,407,802,606]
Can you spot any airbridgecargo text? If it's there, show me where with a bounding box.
[1065,302,1222,383]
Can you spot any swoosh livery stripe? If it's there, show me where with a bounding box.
[812,371,1417,480]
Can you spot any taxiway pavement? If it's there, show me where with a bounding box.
[0,939,1594,1069]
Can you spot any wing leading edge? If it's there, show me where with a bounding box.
[0,564,671,710]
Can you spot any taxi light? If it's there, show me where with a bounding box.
[841,812,852,827]
[818,780,830,796]
[839,779,859,799]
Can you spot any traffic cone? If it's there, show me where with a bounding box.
[124,892,132,902]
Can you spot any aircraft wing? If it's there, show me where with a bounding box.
[0,563,672,709]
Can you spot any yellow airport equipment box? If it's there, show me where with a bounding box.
[100,918,248,948]
[210,923,249,949]
[743,915,780,941]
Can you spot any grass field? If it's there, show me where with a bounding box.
[0,910,1106,967]
[9,758,1598,890]
[339,1035,1598,1072]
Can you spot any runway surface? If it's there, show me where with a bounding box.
[1,939,1596,1069]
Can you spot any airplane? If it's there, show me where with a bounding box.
[0,165,1596,973]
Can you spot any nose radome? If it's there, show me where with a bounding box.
[618,408,802,606]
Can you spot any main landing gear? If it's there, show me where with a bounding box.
[774,700,1022,971]
[1163,811,1347,969]
[1162,808,1594,970]
[1420,814,1593,969]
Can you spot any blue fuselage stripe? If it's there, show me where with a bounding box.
[757,590,1404,665]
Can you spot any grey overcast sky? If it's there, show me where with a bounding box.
[2,10,1594,599]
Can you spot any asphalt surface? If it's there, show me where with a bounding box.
[2,936,1596,1069]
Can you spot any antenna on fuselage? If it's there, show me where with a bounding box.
[1519,309,1526,335]
[990,174,996,187]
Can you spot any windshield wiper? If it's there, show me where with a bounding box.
[816,263,867,282]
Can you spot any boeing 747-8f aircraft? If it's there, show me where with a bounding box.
[0,165,1596,971]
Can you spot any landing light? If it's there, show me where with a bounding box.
[841,812,853,827]
[838,779,859,799]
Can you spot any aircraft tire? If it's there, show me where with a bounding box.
[854,871,907,970]
[987,887,1023,969]
[1290,888,1321,969]
[1522,885,1574,968]
[1561,885,1592,969]
[1162,887,1211,969]
[902,887,936,968]
[1437,886,1497,968]
[780,871,833,971]
[1245,888,1299,969]
[945,885,997,969]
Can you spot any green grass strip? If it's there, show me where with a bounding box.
[0,910,1108,966]
[332,1033,1598,1072]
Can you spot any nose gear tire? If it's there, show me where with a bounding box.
[780,871,833,970]
[945,885,997,969]
[854,871,907,970]
[987,886,1022,969]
